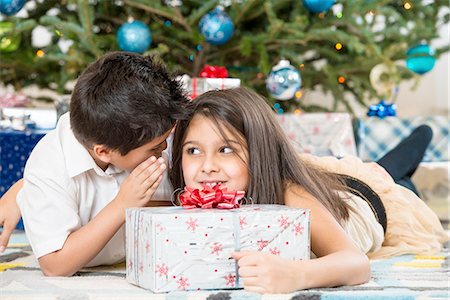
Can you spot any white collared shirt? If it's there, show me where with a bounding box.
[17,113,173,266]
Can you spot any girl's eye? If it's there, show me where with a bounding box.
[186,147,200,155]
[220,146,234,154]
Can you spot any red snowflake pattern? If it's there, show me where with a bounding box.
[292,223,304,236]
[278,215,290,229]
[269,247,280,256]
[155,264,168,277]
[224,273,236,287]
[128,260,133,271]
[257,239,269,251]
[139,261,144,273]
[155,223,165,232]
[177,276,190,290]
[186,218,198,232]
[186,217,199,232]
[210,242,223,255]
[145,241,151,253]
[239,216,247,229]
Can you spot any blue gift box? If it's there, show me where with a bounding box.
[0,129,48,229]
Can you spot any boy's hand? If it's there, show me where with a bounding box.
[115,156,167,209]
[0,180,23,252]
[232,251,304,294]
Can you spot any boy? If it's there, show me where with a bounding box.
[1,51,189,276]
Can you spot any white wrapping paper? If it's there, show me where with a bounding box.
[126,205,310,292]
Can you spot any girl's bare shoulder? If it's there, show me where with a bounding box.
[284,183,318,208]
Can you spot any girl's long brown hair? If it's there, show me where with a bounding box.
[170,88,351,222]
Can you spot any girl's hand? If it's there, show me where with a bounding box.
[232,251,305,294]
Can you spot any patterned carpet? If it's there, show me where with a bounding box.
[1,231,449,300]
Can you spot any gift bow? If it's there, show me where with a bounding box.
[199,65,228,78]
[367,100,397,118]
[179,184,245,209]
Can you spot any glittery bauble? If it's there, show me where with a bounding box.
[199,7,234,46]
[117,20,152,53]
[367,100,397,118]
[303,0,334,13]
[406,44,436,75]
[0,0,25,16]
[266,60,302,100]
[0,21,20,52]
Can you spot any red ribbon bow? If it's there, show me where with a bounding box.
[199,65,229,78]
[179,184,245,209]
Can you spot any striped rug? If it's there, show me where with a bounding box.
[1,231,448,300]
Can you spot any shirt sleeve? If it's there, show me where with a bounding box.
[17,135,80,259]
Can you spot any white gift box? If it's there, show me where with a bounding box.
[126,205,310,292]
[178,75,241,99]
[277,113,357,157]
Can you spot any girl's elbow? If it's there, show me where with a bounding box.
[352,253,371,285]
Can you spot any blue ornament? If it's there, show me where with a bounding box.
[117,20,151,53]
[367,100,397,118]
[303,0,335,13]
[199,6,234,46]
[406,44,436,75]
[266,60,302,101]
[0,0,25,16]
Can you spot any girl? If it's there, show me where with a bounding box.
[169,87,448,294]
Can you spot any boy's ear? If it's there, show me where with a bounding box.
[92,144,114,163]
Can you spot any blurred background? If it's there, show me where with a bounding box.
[0,0,448,116]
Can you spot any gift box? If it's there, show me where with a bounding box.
[126,205,310,292]
[356,116,449,162]
[276,113,357,157]
[180,76,241,99]
[0,128,49,229]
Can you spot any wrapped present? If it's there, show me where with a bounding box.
[126,205,310,292]
[276,113,357,157]
[179,65,240,99]
[0,128,49,229]
[0,93,31,108]
[356,116,449,162]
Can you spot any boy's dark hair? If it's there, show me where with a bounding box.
[70,51,189,155]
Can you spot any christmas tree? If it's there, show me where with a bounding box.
[0,0,448,113]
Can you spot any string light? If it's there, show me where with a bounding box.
[294,109,302,115]
[299,63,305,70]
[338,76,346,84]
[336,12,343,19]
[335,43,343,51]
[295,90,303,99]
[36,50,45,57]
[318,13,325,19]
[404,2,412,10]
